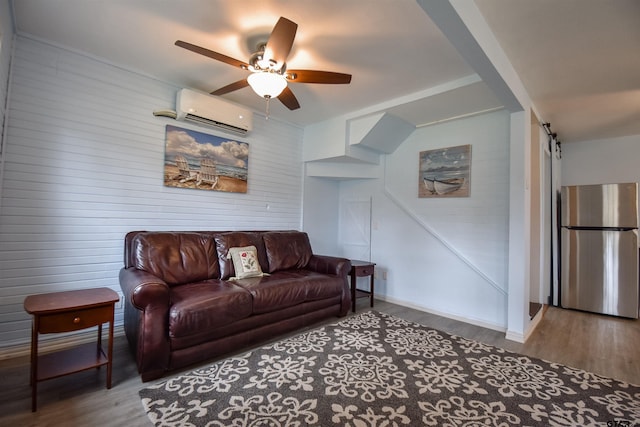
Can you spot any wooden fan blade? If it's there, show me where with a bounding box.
[175,40,249,69]
[277,86,300,110]
[264,17,298,68]
[211,79,249,96]
[286,70,352,84]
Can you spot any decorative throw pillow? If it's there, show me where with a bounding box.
[228,246,265,279]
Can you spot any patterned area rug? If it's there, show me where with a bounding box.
[139,311,640,426]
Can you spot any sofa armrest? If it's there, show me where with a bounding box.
[119,268,171,381]
[306,255,352,277]
[120,268,170,309]
[307,255,352,316]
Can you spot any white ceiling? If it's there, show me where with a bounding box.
[475,0,640,143]
[10,0,640,143]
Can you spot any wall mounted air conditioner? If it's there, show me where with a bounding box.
[176,88,253,135]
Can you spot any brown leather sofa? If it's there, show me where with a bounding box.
[119,230,351,381]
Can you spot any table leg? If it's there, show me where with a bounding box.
[370,274,375,308]
[97,323,103,362]
[30,316,38,412]
[107,310,114,389]
[351,273,356,313]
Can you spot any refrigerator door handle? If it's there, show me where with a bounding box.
[564,226,638,232]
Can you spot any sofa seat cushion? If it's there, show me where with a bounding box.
[232,270,343,314]
[169,280,252,339]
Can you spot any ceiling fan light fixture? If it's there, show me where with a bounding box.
[176,16,351,111]
[247,71,287,98]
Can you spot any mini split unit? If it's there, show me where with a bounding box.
[173,88,253,135]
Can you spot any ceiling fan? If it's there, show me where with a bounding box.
[175,17,352,111]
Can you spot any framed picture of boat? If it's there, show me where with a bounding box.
[163,124,248,193]
[418,144,471,198]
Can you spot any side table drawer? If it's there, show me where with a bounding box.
[353,265,375,277]
[39,305,113,333]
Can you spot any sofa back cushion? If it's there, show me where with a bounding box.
[263,231,313,273]
[132,232,220,285]
[214,232,269,279]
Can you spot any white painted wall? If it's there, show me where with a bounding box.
[337,110,511,330]
[0,36,304,349]
[506,111,529,340]
[302,176,340,255]
[561,134,640,186]
[303,118,347,162]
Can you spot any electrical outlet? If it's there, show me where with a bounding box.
[382,270,388,280]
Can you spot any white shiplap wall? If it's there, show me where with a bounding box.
[0,0,14,159]
[0,36,304,350]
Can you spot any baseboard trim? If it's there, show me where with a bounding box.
[376,295,507,334]
[0,325,125,361]
[505,304,547,343]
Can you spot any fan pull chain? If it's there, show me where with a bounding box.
[265,96,271,120]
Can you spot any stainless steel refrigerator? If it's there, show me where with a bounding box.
[561,183,639,318]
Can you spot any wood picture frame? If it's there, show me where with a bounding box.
[163,125,248,193]
[418,144,471,198]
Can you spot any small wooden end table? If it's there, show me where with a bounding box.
[349,260,376,312]
[24,287,119,412]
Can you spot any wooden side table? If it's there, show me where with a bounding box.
[24,287,119,412]
[349,260,376,312]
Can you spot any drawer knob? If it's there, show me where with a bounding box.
[73,317,80,324]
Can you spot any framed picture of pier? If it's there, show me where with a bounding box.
[163,125,248,193]
[418,144,471,198]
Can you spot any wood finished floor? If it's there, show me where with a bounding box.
[2,299,639,426]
